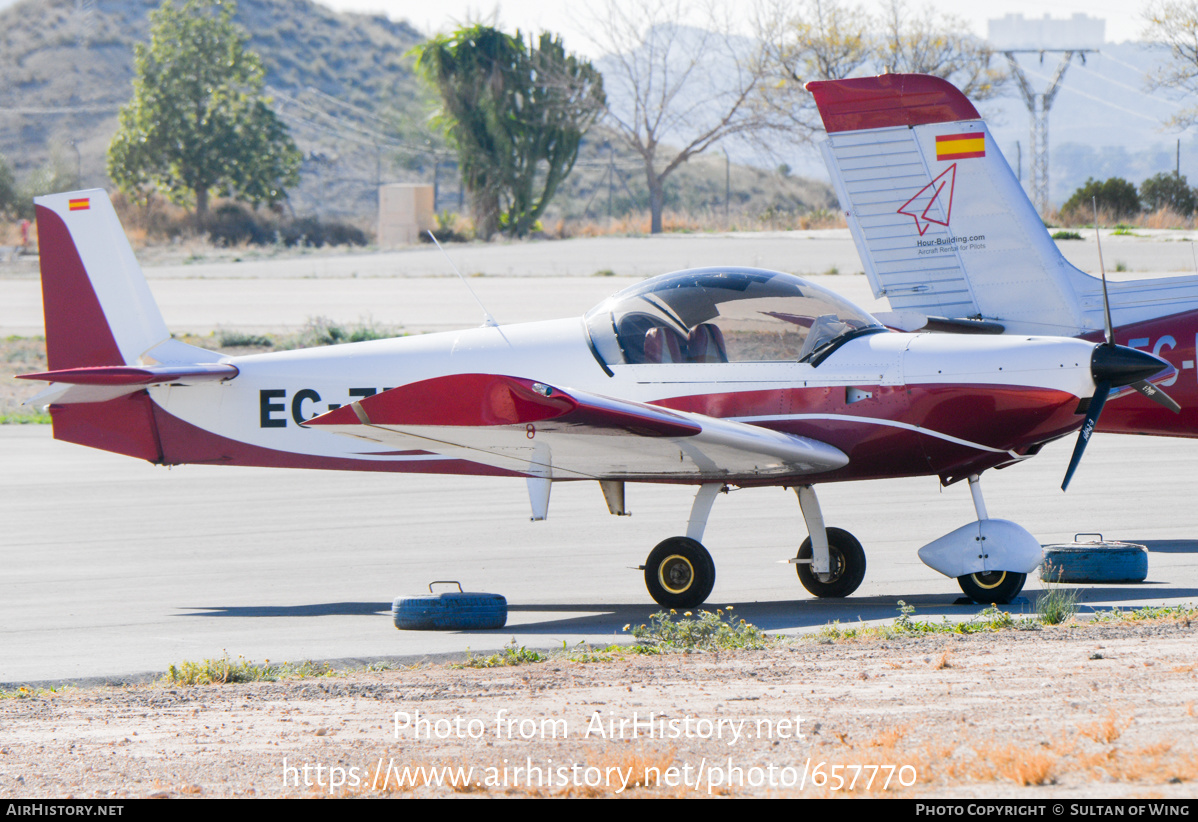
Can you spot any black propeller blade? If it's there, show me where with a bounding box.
[1130,379,1182,414]
[1062,380,1108,492]
[1063,204,1181,490]
[1061,344,1178,491]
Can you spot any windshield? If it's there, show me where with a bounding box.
[584,268,884,367]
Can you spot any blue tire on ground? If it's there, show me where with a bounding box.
[1040,542,1148,584]
[392,592,507,630]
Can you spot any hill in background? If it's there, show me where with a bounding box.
[0,0,834,233]
[0,0,438,221]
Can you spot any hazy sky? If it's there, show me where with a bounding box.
[317,0,1152,53]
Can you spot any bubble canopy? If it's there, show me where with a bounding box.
[584,268,886,368]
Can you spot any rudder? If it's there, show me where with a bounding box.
[35,190,170,370]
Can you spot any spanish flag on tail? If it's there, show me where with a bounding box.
[935,133,984,161]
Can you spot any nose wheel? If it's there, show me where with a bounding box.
[795,527,866,598]
[643,537,716,608]
[957,571,1026,604]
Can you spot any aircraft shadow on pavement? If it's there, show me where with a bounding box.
[170,585,1198,631]
[1138,540,1198,553]
[178,602,392,617]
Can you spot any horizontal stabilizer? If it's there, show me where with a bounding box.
[19,363,238,386]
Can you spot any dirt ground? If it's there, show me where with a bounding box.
[3,621,1198,799]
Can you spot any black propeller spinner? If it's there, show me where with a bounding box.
[1061,206,1181,491]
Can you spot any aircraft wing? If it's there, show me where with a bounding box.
[304,373,848,481]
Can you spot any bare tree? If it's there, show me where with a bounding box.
[1145,0,1198,128]
[591,0,785,233]
[755,0,874,136]
[758,0,1007,133]
[877,1,1006,101]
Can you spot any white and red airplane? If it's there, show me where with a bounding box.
[808,73,1198,445]
[19,190,1175,606]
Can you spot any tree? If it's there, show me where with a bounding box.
[0,155,17,220]
[876,1,1006,100]
[593,0,786,234]
[107,0,301,226]
[1141,171,1198,214]
[413,25,605,239]
[1145,1,1198,128]
[759,0,1006,135]
[1061,177,1142,221]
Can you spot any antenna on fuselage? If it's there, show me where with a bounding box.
[427,230,499,328]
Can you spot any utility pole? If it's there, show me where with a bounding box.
[1003,49,1093,218]
[75,0,95,45]
[722,148,730,225]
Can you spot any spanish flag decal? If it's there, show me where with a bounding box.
[935,133,984,161]
[68,198,91,211]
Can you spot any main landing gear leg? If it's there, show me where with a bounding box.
[957,474,1026,604]
[792,485,866,598]
[642,484,721,608]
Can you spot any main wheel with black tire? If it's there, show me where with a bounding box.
[957,571,1026,604]
[796,527,866,598]
[644,537,716,608]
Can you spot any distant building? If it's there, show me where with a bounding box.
[987,14,1105,50]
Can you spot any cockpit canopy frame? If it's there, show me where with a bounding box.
[584,267,885,369]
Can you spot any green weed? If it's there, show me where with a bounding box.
[0,410,51,424]
[811,601,1035,643]
[457,640,547,668]
[0,685,71,699]
[628,607,768,651]
[1036,564,1081,625]
[1092,604,1198,624]
[163,652,334,685]
[562,640,661,663]
[1052,230,1083,240]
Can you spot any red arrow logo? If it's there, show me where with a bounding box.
[897,164,956,236]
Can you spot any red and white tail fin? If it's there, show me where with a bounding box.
[808,74,1198,336]
[30,190,225,388]
[26,190,230,461]
[35,190,173,370]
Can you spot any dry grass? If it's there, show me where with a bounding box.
[556,207,846,239]
[978,743,1059,786]
[868,724,911,750]
[1052,206,1197,230]
[1078,709,1131,744]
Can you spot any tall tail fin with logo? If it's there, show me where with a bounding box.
[807,74,1198,336]
[22,190,233,461]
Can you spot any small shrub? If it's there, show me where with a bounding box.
[1036,564,1081,625]
[278,316,399,349]
[206,203,368,248]
[629,608,768,651]
[458,640,546,668]
[163,652,334,685]
[0,410,51,424]
[1061,177,1140,222]
[216,328,273,348]
[1140,172,1197,215]
[1052,230,1083,240]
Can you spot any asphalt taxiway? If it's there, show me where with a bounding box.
[3,232,1198,685]
[5,425,1198,686]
